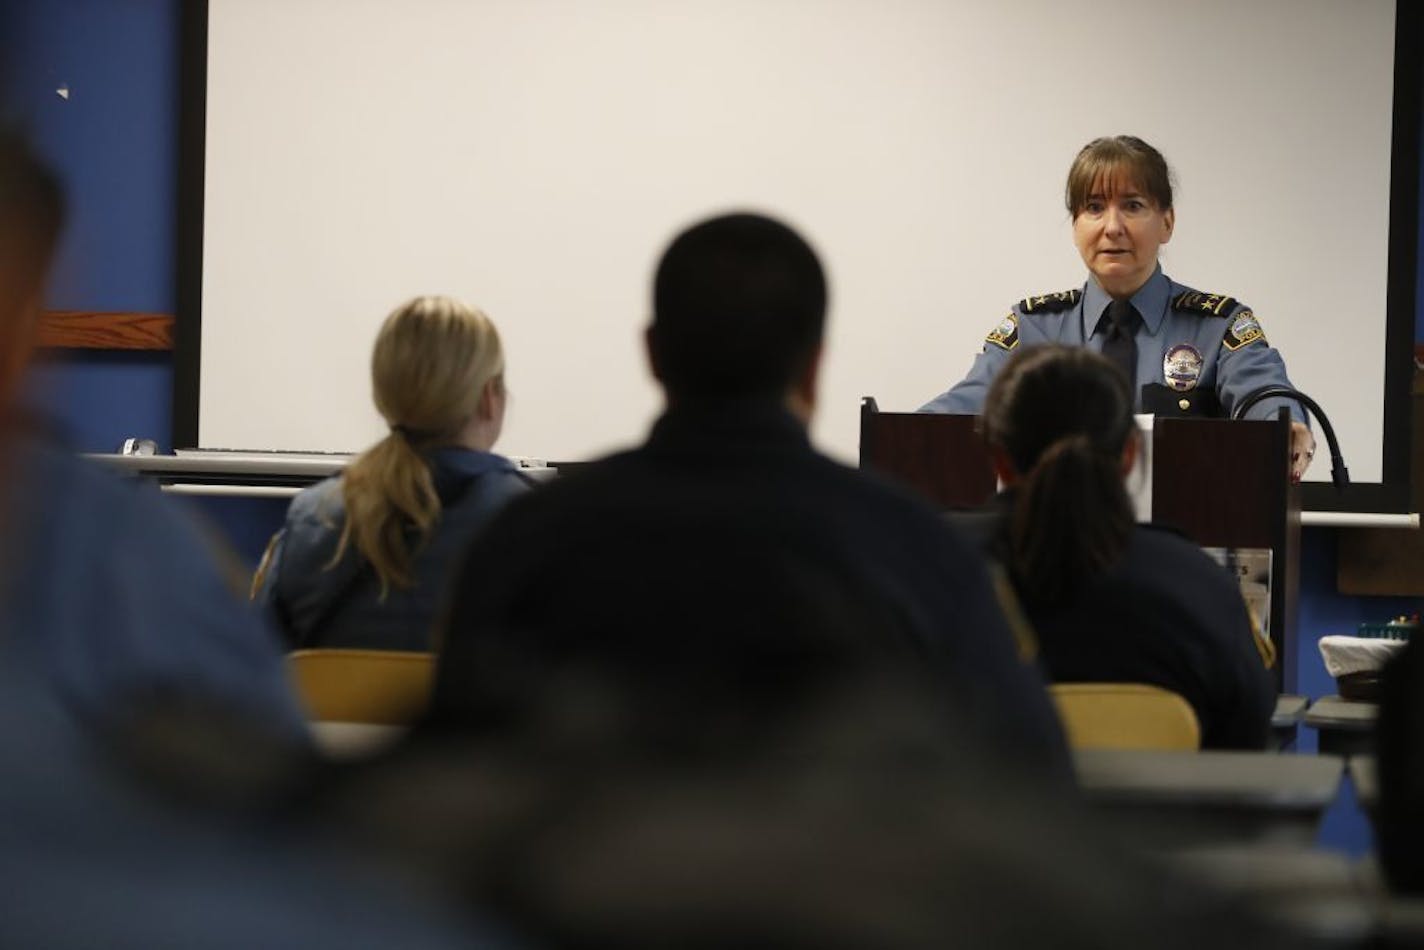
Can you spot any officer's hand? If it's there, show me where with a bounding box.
[1290,421,1315,483]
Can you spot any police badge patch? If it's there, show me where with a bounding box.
[985,313,1019,351]
[1163,343,1204,392]
[1222,309,1267,351]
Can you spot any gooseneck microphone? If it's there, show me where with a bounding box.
[1230,387,1349,492]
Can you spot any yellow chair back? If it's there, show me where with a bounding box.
[1050,682,1201,751]
[287,649,434,724]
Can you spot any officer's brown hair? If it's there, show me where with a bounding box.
[1065,135,1174,218]
[981,345,1136,608]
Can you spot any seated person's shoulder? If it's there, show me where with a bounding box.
[266,478,350,589]
[495,449,650,505]
[19,440,183,533]
[285,476,346,525]
[424,455,537,542]
[454,452,635,546]
[942,507,1004,556]
[837,457,963,524]
[1136,521,1216,560]
[476,458,539,502]
[1129,523,1244,599]
[815,458,989,556]
[30,448,247,590]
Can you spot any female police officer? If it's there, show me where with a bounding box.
[921,135,1315,481]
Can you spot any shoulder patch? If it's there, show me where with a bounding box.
[985,313,1019,351]
[1172,290,1238,317]
[1221,308,1267,351]
[1018,289,1081,314]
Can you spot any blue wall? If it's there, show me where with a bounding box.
[3,0,179,312]
[3,0,176,452]
[1,0,268,551]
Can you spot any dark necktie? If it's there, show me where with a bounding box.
[1101,299,1139,393]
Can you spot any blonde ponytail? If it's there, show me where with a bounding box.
[332,296,505,594]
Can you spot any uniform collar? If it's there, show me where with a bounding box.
[1082,265,1171,338]
[427,445,515,477]
[426,447,516,502]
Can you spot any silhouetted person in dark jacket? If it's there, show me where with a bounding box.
[425,211,1068,773]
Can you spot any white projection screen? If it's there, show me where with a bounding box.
[181,0,1419,512]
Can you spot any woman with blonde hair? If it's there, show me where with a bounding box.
[255,296,530,650]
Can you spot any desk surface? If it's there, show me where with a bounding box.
[1350,756,1379,809]
[1074,749,1344,810]
[1273,694,1309,727]
[1305,696,1379,730]
[309,721,407,758]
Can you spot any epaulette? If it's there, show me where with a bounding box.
[1018,289,1081,314]
[1172,290,1238,317]
[1173,289,1267,349]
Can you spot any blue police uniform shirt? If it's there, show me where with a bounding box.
[920,266,1305,425]
[255,446,531,651]
[3,434,307,738]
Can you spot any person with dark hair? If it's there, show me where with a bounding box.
[0,127,304,738]
[424,211,1068,772]
[254,295,529,651]
[921,134,1314,482]
[959,344,1274,749]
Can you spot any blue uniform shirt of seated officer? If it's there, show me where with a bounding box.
[0,128,304,738]
[254,297,530,651]
[921,135,1316,483]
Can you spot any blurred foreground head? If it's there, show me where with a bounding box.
[648,212,826,415]
[0,128,64,414]
[338,662,1291,950]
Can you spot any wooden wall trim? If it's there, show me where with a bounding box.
[37,311,174,351]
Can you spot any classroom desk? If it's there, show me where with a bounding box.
[309,721,407,759]
[1168,842,1368,898]
[1271,694,1309,750]
[1304,695,1378,758]
[1073,748,1344,848]
[1350,756,1378,819]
